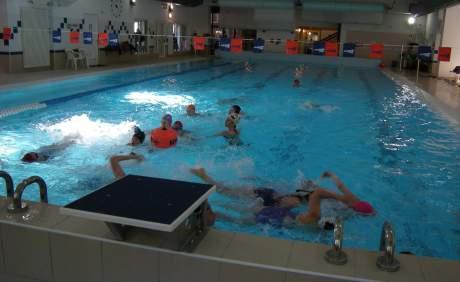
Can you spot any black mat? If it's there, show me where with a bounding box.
[65,175,213,225]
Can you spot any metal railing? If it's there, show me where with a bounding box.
[8,176,48,214]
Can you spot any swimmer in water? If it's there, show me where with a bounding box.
[297,171,375,225]
[295,66,304,79]
[293,79,301,88]
[303,101,338,113]
[216,117,241,146]
[127,126,146,146]
[227,104,242,124]
[191,168,374,229]
[190,167,319,228]
[109,154,217,226]
[21,136,77,163]
[186,104,200,117]
[244,61,252,72]
[172,120,195,141]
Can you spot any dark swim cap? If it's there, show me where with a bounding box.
[133,126,146,143]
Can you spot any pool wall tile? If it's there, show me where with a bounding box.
[418,256,460,282]
[194,229,235,257]
[354,250,425,282]
[53,216,116,239]
[285,272,353,282]
[159,252,220,282]
[0,273,47,282]
[287,242,356,277]
[50,233,103,282]
[102,242,160,282]
[1,224,52,281]
[219,263,287,282]
[0,224,4,274]
[222,233,293,266]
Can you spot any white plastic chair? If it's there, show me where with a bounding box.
[65,50,79,70]
[78,49,89,68]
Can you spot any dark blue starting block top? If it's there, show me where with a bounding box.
[61,175,215,232]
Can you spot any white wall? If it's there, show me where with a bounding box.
[439,3,460,78]
[2,0,210,52]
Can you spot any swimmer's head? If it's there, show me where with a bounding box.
[22,152,39,163]
[299,180,320,191]
[229,105,241,114]
[293,79,300,88]
[161,114,173,129]
[173,120,183,131]
[186,104,196,116]
[351,201,374,215]
[130,126,145,146]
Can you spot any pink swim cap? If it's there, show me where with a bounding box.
[352,201,374,215]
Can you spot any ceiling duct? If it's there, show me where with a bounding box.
[157,0,204,7]
[409,0,460,16]
[216,0,386,12]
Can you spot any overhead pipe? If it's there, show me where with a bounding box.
[217,0,385,12]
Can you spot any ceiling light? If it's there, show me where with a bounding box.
[169,12,173,18]
[408,16,416,25]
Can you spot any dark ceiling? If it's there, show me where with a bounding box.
[410,0,459,15]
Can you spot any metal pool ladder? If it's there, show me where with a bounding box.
[7,176,48,213]
[376,221,400,272]
[0,171,14,200]
[325,217,348,265]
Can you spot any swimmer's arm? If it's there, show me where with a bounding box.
[110,154,144,179]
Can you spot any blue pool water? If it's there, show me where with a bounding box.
[0,59,459,259]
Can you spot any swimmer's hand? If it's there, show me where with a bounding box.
[190,167,206,178]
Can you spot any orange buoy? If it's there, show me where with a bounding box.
[150,128,178,149]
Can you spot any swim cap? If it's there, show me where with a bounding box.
[173,121,183,130]
[352,201,374,215]
[161,114,173,126]
[186,104,196,111]
[22,152,38,163]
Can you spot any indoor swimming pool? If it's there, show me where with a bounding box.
[0,59,459,260]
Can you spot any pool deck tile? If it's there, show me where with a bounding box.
[194,228,236,257]
[222,232,293,267]
[0,200,67,229]
[418,256,460,282]
[287,241,357,278]
[354,250,425,282]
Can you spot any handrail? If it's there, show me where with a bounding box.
[8,176,48,214]
[376,221,400,272]
[0,171,14,199]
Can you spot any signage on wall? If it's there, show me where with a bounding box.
[52,30,62,43]
[253,39,264,53]
[369,43,384,59]
[83,32,93,45]
[98,33,108,47]
[193,36,206,50]
[2,27,12,40]
[230,38,243,53]
[109,33,119,47]
[325,42,338,57]
[285,40,298,55]
[343,43,355,57]
[438,47,451,62]
[417,46,432,62]
[219,38,230,51]
[313,41,325,56]
[70,31,80,44]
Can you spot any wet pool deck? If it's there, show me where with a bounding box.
[0,197,457,282]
